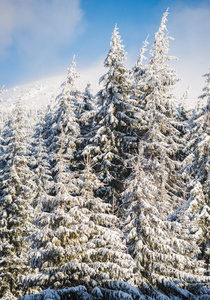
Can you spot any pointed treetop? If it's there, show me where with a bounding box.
[147,8,178,90]
[67,55,79,83]
[17,93,24,106]
[85,82,92,93]
[151,8,172,57]
[104,24,126,68]
[160,8,169,32]
[62,55,79,97]
[18,94,25,107]
[197,69,210,130]
[112,23,118,39]
[135,35,149,69]
[14,95,26,123]
[150,9,171,65]
[199,69,210,101]
[181,86,190,106]
[110,23,122,47]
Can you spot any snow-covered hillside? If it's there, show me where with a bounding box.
[0,76,64,109]
[0,74,100,110]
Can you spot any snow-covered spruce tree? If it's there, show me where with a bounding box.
[22,148,141,294]
[172,87,193,164]
[43,56,80,178]
[21,132,80,294]
[136,9,185,214]
[122,145,208,298]
[132,36,149,102]
[0,99,36,298]
[83,25,142,202]
[141,9,178,102]
[79,83,97,133]
[180,70,209,198]
[29,121,53,211]
[75,83,98,170]
[40,95,57,144]
[191,71,209,196]
[175,87,192,137]
[67,153,142,287]
[178,70,210,275]
[170,182,210,277]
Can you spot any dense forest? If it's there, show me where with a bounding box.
[0,10,209,300]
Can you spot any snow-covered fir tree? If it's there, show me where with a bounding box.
[21,132,80,294]
[29,121,53,211]
[171,182,210,276]
[132,36,149,101]
[191,71,209,196]
[122,145,208,299]
[0,87,11,137]
[178,70,210,276]
[144,9,178,95]
[79,83,97,132]
[83,25,142,202]
[181,70,209,199]
[22,148,141,295]
[175,87,192,138]
[135,9,185,214]
[75,83,98,170]
[43,56,80,178]
[0,99,36,298]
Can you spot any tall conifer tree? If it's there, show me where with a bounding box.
[137,9,184,214]
[122,145,207,299]
[178,70,210,275]
[44,56,80,178]
[83,25,141,202]
[0,99,35,298]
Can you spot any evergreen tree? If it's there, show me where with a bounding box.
[179,70,210,275]
[193,71,209,197]
[176,87,192,138]
[0,87,10,137]
[29,121,53,211]
[75,83,98,170]
[122,145,208,298]
[171,182,210,276]
[44,56,80,178]
[83,25,141,202]
[0,99,35,298]
[22,148,141,294]
[79,83,97,132]
[132,36,149,101]
[181,70,209,197]
[137,9,184,214]
[144,9,178,96]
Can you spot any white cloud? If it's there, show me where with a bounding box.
[0,0,83,54]
[168,4,210,106]
[0,0,84,81]
[0,0,17,56]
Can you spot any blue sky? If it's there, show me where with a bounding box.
[0,0,210,103]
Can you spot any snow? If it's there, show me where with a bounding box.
[0,74,100,110]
